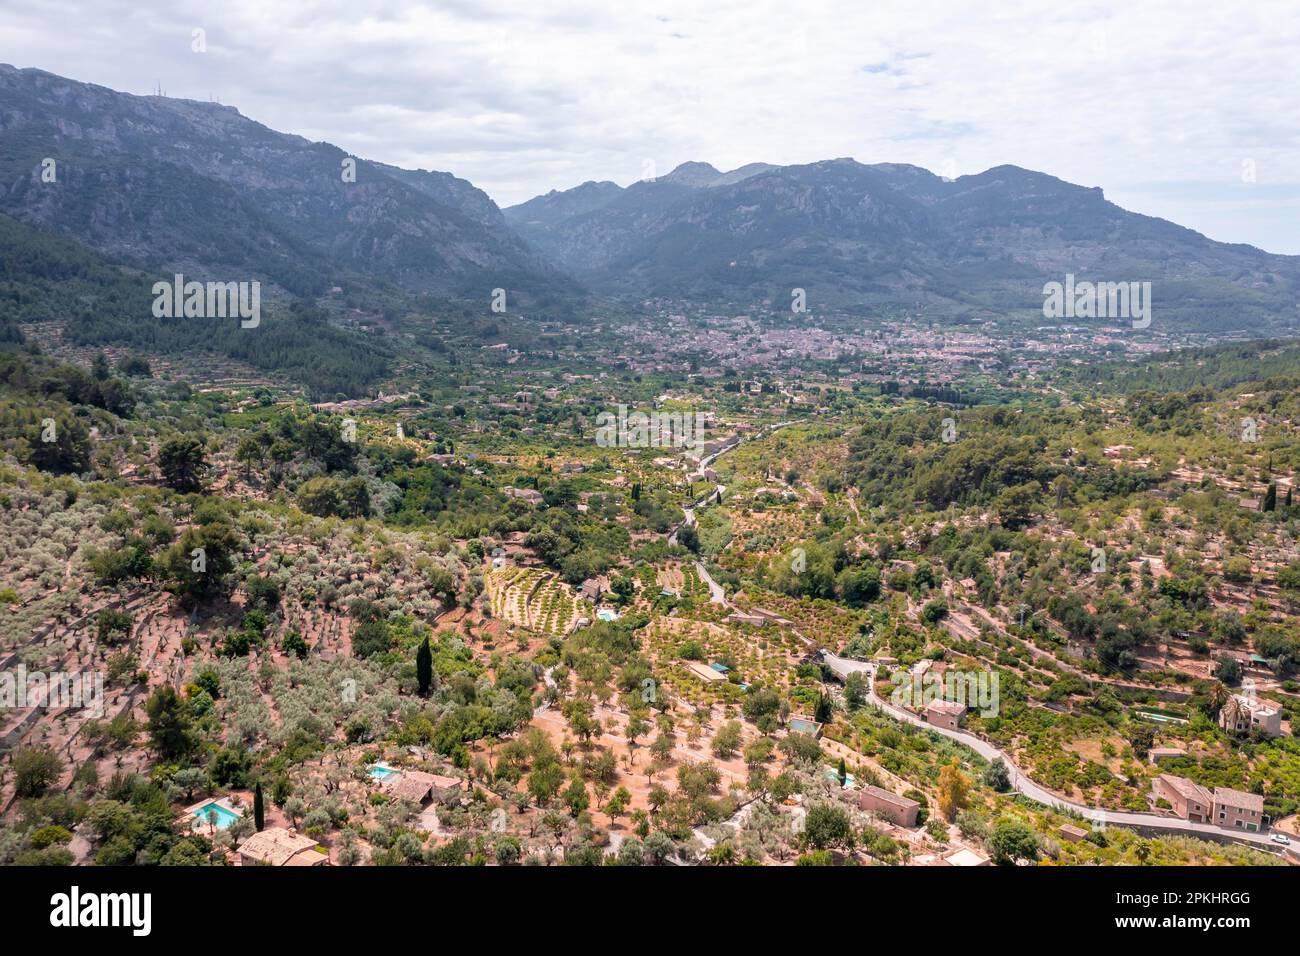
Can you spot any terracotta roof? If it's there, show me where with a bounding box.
[1213,787,1264,813]
[1157,774,1212,805]
[860,784,919,811]
[238,827,321,866]
[926,699,967,716]
[384,769,459,803]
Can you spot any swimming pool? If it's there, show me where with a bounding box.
[824,768,856,788]
[191,801,241,829]
[369,764,400,781]
[596,609,620,622]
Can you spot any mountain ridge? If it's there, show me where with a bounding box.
[0,63,568,301]
[505,158,1300,328]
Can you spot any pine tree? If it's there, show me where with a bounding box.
[416,635,433,697]
[253,780,265,831]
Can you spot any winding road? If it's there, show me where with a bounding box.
[663,420,1288,855]
[822,652,1286,852]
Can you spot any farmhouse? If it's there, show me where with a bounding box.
[924,698,966,731]
[238,827,326,867]
[684,660,728,684]
[384,770,462,806]
[1152,774,1212,823]
[858,785,920,827]
[1152,775,1265,830]
[1212,787,1265,831]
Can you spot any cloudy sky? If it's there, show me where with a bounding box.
[3,0,1298,252]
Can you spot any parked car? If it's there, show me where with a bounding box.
[1269,833,1290,845]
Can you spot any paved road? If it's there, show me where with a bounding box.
[842,657,1285,852]
[696,562,727,604]
[657,431,1287,855]
[664,426,1287,855]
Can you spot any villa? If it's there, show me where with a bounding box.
[238,827,327,867]
[503,486,545,506]
[1218,694,1282,737]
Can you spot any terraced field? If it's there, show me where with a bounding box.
[653,563,709,601]
[484,566,581,636]
[642,616,809,710]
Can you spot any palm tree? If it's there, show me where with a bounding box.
[1207,681,1232,718]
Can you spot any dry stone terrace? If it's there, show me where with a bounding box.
[3,306,1300,871]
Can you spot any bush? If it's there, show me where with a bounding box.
[13,747,64,798]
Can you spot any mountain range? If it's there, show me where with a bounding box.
[505,159,1300,327]
[0,64,565,302]
[2,62,1298,356]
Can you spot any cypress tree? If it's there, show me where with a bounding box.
[815,692,833,724]
[416,635,433,697]
[837,757,847,786]
[254,780,265,831]
[1263,483,1277,512]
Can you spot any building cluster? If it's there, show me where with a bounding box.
[1151,774,1266,832]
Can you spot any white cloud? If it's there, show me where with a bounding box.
[3,0,1298,251]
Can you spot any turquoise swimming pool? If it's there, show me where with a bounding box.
[191,801,241,829]
[369,764,400,781]
[597,609,619,622]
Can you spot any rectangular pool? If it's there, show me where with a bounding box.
[191,801,241,829]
